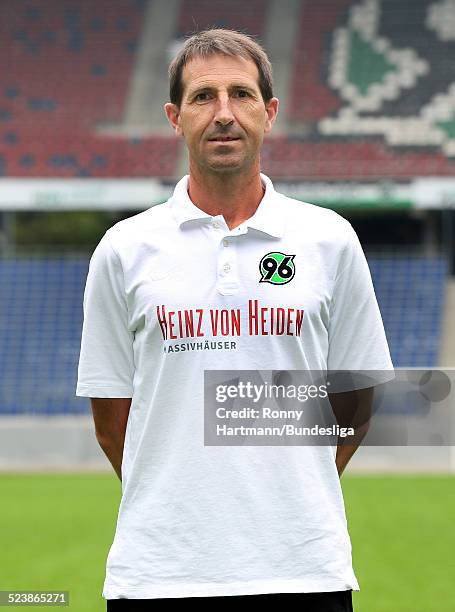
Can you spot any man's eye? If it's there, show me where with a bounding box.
[195,92,210,101]
[235,90,250,98]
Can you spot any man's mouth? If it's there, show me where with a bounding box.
[208,137,240,142]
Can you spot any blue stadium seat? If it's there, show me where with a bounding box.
[0,258,89,415]
[369,255,448,368]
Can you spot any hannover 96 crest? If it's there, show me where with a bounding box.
[259,252,296,285]
[319,0,455,156]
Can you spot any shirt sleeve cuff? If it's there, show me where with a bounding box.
[76,383,133,398]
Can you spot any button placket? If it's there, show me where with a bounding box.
[219,244,233,276]
[216,232,239,294]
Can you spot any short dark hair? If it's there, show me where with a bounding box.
[168,28,274,107]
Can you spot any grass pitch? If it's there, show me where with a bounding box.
[1,473,454,611]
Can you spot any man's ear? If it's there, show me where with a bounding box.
[264,97,279,134]
[164,102,183,136]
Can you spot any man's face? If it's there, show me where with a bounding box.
[165,54,278,174]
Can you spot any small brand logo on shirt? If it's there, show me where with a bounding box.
[259,252,296,285]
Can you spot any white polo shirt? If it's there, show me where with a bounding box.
[76,173,393,599]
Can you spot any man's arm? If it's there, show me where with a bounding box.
[328,387,374,477]
[91,398,132,481]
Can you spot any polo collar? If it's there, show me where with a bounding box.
[168,173,285,239]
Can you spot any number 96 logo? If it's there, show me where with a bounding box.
[259,252,296,285]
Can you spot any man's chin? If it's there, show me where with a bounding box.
[207,164,243,174]
[204,155,252,174]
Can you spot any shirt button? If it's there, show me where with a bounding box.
[222,239,229,247]
[223,263,231,273]
[212,221,220,229]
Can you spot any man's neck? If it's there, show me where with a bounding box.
[187,165,265,230]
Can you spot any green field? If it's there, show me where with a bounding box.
[1,474,454,611]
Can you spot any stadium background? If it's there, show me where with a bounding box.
[1,0,454,610]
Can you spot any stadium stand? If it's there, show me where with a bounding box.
[3,0,455,178]
[286,0,455,177]
[0,257,88,414]
[260,137,455,179]
[176,0,268,38]
[368,254,448,367]
[0,0,180,177]
[289,0,352,122]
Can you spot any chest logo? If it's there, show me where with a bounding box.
[259,252,296,285]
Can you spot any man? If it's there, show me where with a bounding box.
[76,28,393,610]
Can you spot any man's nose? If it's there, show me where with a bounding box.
[214,94,234,126]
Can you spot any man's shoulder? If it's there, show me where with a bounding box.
[111,202,171,233]
[103,201,173,248]
[274,190,353,240]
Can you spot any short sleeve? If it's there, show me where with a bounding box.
[76,229,135,397]
[327,223,393,376]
